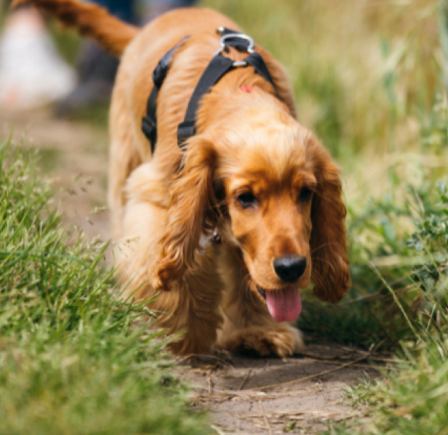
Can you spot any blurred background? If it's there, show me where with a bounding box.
[1,0,448,346]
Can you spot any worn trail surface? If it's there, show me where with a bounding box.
[180,344,382,434]
[1,110,383,434]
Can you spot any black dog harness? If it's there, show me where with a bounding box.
[141,27,279,153]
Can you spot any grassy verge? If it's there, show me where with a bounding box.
[0,140,209,434]
[324,176,448,434]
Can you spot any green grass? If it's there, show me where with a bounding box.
[320,176,448,434]
[326,345,448,434]
[0,140,209,434]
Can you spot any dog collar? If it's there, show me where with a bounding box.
[142,27,279,153]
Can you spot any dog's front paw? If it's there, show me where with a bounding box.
[218,324,304,358]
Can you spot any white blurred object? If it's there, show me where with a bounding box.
[0,9,75,110]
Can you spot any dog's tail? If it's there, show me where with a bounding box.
[11,0,139,57]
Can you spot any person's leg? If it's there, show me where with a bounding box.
[90,0,135,23]
[140,0,197,25]
[55,0,136,116]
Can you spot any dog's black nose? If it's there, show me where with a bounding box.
[273,256,307,283]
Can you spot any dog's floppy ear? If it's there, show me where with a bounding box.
[306,135,350,303]
[156,136,217,289]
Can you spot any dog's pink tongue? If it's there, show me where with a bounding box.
[266,287,302,323]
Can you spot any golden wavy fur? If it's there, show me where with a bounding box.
[15,0,350,357]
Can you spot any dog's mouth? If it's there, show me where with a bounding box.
[256,285,302,323]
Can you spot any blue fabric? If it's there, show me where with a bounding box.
[90,0,196,23]
[150,0,196,6]
[91,0,135,23]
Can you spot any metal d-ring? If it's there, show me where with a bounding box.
[214,32,255,57]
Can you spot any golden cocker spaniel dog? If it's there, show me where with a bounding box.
[14,0,350,357]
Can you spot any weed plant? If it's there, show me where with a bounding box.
[0,141,208,434]
[326,178,448,433]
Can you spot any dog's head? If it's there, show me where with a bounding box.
[157,91,350,321]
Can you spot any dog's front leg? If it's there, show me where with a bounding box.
[165,251,225,355]
[117,164,223,355]
[215,246,304,358]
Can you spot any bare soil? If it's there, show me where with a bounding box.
[180,344,381,434]
[1,110,384,434]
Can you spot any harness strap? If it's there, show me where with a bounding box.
[177,28,278,147]
[177,55,234,147]
[141,28,279,152]
[142,38,188,153]
[245,52,277,94]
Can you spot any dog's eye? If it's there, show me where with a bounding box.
[299,187,313,202]
[237,192,256,208]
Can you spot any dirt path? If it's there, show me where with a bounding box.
[181,344,381,434]
[1,111,382,434]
